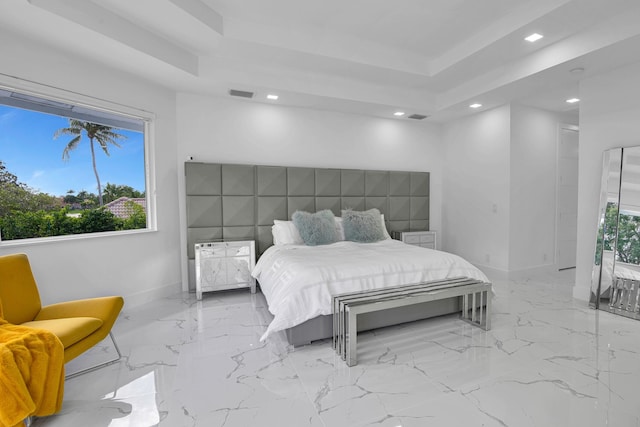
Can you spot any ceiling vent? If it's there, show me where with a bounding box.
[408,114,428,120]
[229,89,254,98]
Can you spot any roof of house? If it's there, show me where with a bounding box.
[103,197,146,219]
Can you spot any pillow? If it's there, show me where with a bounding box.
[335,215,390,240]
[342,208,386,243]
[272,220,304,245]
[292,209,339,246]
[334,217,346,241]
[275,214,388,244]
[379,214,392,240]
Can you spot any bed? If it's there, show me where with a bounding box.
[253,238,489,345]
[184,162,490,345]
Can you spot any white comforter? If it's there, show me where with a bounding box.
[252,239,489,341]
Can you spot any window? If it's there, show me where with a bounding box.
[0,84,153,242]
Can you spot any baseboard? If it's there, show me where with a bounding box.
[473,263,566,282]
[121,282,182,312]
[507,263,560,279]
[473,264,509,281]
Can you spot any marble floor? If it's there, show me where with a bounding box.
[33,269,640,427]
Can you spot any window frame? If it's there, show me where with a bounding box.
[0,75,157,245]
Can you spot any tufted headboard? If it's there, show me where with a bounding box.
[184,162,430,289]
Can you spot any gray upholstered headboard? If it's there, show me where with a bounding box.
[185,162,430,289]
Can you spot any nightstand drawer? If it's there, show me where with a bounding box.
[225,243,252,257]
[198,245,227,257]
[404,235,421,244]
[419,234,435,244]
[393,231,437,250]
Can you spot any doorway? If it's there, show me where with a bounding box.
[556,125,579,270]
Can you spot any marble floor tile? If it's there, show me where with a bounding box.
[32,268,640,427]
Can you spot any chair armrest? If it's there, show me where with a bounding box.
[36,296,124,323]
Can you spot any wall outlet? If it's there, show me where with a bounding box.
[543,253,548,262]
[485,254,490,263]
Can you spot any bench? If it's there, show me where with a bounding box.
[332,277,492,366]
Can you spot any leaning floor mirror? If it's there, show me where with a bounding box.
[591,146,640,320]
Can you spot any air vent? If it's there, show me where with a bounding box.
[408,114,428,120]
[229,89,254,99]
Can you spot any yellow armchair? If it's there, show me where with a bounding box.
[0,253,124,377]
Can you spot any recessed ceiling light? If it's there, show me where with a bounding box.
[267,94,279,100]
[469,103,482,109]
[566,98,580,104]
[394,111,405,116]
[525,33,544,42]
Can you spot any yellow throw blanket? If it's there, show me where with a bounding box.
[0,320,65,427]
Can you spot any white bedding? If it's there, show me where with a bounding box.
[252,239,489,341]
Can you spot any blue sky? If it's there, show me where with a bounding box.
[0,105,145,197]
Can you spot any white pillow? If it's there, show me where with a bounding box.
[334,217,346,240]
[272,220,304,245]
[380,214,392,240]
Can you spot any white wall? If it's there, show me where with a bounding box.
[0,30,182,309]
[442,105,511,271]
[442,103,574,274]
[509,104,563,271]
[176,93,444,288]
[575,60,640,300]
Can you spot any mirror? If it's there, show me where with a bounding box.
[591,146,640,320]
[590,148,621,308]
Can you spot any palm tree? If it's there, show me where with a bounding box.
[54,120,126,206]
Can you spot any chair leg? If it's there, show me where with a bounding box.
[65,332,122,380]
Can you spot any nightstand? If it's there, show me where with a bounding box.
[194,240,256,300]
[393,231,436,249]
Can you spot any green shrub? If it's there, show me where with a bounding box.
[119,201,146,230]
[0,207,126,240]
[76,208,120,233]
[0,210,47,240]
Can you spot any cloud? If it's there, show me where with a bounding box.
[0,110,17,126]
[23,170,47,193]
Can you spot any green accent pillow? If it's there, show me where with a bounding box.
[342,208,386,243]
[291,209,339,246]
